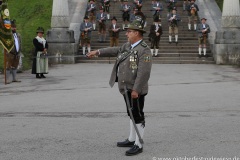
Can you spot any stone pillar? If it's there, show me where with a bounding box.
[213,0,240,64]
[46,0,77,64]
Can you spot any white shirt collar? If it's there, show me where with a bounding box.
[131,39,142,49]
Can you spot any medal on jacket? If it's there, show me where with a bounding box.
[130,51,138,72]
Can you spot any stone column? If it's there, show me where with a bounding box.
[51,0,70,28]
[46,0,77,64]
[213,0,240,64]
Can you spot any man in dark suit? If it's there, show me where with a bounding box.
[108,17,121,47]
[197,18,210,57]
[148,17,162,56]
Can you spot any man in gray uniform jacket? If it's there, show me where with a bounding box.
[87,19,152,156]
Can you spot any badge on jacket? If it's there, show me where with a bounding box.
[144,54,151,62]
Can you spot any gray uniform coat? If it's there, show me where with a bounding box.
[99,40,152,95]
[96,12,107,22]
[196,23,210,37]
[87,3,96,15]
[80,22,93,39]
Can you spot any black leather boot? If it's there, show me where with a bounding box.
[41,73,46,78]
[117,139,135,147]
[36,74,41,78]
[125,145,143,156]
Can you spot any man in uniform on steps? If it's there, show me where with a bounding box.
[197,17,210,58]
[121,0,131,30]
[151,0,163,20]
[87,0,97,30]
[187,0,199,31]
[133,0,143,11]
[87,18,152,156]
[103,0,111,20]
[96,6,107,42]
[148,17,162,56]
[80,16,93,55]
[108,16,121,47]
[168,7,181,45]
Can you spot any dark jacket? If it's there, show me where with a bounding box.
[32,38,48,74]
[148,24,162,40]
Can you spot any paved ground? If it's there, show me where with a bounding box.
[0,63,240,160]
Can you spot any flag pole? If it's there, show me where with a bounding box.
[4,48,7,85]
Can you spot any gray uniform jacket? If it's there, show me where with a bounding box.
[80,22,93,39]
[196,23,210,37]
[96,12,107,22]
[168,13,181,26]
[87,3,96,14]
[151,2,163,15]
[99,40,152,95]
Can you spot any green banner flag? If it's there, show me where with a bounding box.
[0,0,14,53]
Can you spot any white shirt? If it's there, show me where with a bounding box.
[155,24,159,31]
[113,24,116,29]
[202,24,206,29]
[13,33,19,52]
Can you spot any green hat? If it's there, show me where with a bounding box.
[36,27,44,33]
[125,13,146,33]
[125,20,146,33]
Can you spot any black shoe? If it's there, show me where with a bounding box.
[175,41,178,45]
[117,139,135,147]
[205,54,208,58]
[125,145,143,156]
[41,74,46,78]
[36,74,41,78]
[169,41,172,44]
[198,54,202,58]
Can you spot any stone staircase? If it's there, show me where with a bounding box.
[76,0,215,64]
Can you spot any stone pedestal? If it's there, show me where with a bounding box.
[213,0,240,65]
[46,0,77,64]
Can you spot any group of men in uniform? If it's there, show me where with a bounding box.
[81,0,210,58]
